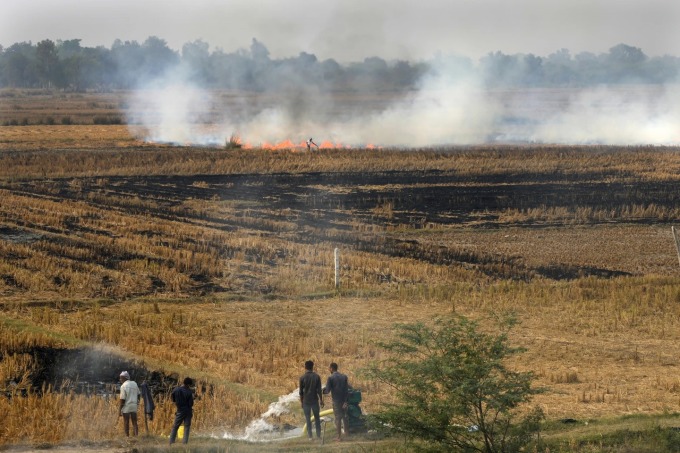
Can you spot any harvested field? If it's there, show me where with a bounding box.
[1,90,680,447]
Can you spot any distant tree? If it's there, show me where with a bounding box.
[249,38,270,62]
[319,58,343,88]
[606,43,647,82]
[573,51,602,84]
[246,38,273,91]
[348,56,389,92]
[111,39,144,88]
[181,39,212,85]
[644,55,680,83]
[36,39,61,88]
[608,43,646,66]
[57,39,82,90]
[292,52,319,86]
[363,315,544,453]
[480,51,520,87]
[388,60,420,89]
[1,42,37,87]
[521,54,544,86]
[209,49,254,90]
[57,39,82,59]
[543,48,576,86]
[81,46,114,90]
[1,36,679,90]
[140,36,179,79]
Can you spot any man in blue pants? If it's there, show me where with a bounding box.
[169,377,194,444]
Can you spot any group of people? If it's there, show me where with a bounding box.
[299,360,352,442]
[117,359,352,444]
[117,371,194,445]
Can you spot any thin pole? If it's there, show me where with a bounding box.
[673,227,680,268]
[334,248,340,289]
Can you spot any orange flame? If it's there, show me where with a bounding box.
[234,137,380,150]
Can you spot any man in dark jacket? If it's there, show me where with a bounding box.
[299,360,324,440]
[169,377,194,444]
[323,362,350,441]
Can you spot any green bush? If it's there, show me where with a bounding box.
[364,315,544,453]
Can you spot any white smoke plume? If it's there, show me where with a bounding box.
[127,72,232,146]
[125,59,680,147]
[530,85,680,145]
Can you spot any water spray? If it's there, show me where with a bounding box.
[218,389,302,442]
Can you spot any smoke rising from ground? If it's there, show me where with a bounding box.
[126,49,680,147]
[530,85,680,144]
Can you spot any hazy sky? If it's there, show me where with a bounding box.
[2,0,679,62]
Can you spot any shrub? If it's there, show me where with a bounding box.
[364,315,544,453]
[225,134,243,149]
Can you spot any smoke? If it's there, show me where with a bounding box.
[125,52,680,147]
[530,85,680,145]
[218,390,302,442]
[127,71,231,146]
[345,60,501,146]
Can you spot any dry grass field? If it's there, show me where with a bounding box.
[1,89,680,450]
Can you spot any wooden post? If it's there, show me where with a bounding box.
[334,248,340,289]
[673,226,680,268]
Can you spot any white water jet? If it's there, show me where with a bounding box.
[218,389,302,442]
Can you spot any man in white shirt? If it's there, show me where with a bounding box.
[119,371,140,437]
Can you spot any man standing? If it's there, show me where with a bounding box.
[299,360,324,440]
[323,362,350,441]
[169,377,194,445]
[118,371,140,437]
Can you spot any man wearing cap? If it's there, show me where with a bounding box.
[119,371,140,437]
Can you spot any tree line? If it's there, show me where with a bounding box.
[0,37,678,92]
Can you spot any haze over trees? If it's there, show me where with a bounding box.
[0,37,678,91]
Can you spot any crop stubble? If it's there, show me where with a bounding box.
[1,91,680,444]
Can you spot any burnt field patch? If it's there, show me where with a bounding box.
[1,345,177,397]
[5,169,680,227]
[0,159,677,300]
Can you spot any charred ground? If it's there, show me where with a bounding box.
[0,150,678,301]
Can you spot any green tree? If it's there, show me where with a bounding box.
[36,39,61,88]
[364,315,543,453]
[181,39,212,85]
[141,36,179,79]
[1,42,37,87]
[606,43,647,82]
